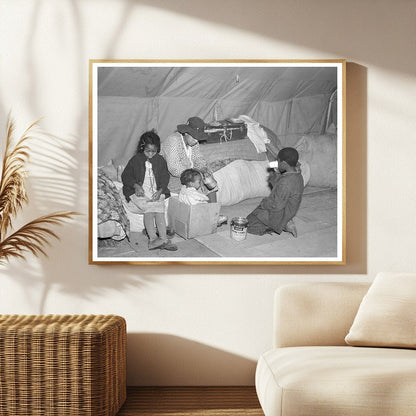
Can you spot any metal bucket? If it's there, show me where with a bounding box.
[230,217,248,241]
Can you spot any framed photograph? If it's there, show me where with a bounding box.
[89,60,345,265]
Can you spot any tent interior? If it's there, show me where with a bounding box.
[95,64,340,261]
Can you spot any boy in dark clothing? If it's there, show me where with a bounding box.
[247,147,304,237]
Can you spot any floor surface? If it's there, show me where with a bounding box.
[98,186,338,260]
[116,386,263,416]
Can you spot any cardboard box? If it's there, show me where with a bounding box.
[168,197,220,239]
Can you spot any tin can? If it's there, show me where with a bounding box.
[203,174,218,190]
[230,217,248,241]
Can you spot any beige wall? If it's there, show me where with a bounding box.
[0,0,415,385]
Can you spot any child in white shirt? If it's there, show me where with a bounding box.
[178,169,228,226]
[178,169,209,205]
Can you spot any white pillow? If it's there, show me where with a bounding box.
[345,272,416,348]
[213,160,270,206]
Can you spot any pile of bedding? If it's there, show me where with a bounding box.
[98,125,336,224]
[97,170,130,240]
[199,138,267,171]
[198,136,311,206]
[294,133,337,187]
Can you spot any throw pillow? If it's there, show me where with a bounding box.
[345,272,416,348]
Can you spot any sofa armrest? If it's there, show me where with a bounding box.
[273,282,370,348]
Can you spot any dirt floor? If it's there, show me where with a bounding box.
[97,186,338,262]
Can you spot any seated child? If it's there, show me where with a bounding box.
[179,168,228,226]
[121,130,177,251]
[247,147,304,237]
[178,168,210,205]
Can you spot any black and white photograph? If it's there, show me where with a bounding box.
[89,60,345,264]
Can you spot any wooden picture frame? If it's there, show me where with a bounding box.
[89,60,346,265]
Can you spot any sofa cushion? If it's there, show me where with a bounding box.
[345,272,416,348]
[274,282,370,348]
[256,346,416,416]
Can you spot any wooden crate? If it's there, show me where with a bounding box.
[0,314,126,416]
[168,197,220,239]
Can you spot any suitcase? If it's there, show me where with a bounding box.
[204,119,247,144]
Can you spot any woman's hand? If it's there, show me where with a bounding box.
[134,183,145,197]
[151,189,163,201]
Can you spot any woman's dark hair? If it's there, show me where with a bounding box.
[277,147,299,167]
[180,168,202,186]
[137,129,161,153]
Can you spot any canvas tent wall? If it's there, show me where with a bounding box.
[97,65,338,167]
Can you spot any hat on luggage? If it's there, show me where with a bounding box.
[177,116,209,142]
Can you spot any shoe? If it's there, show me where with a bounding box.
[142,227,175,238]
[217,214,228,227]
[148,237,165,250]
[144,227,175,239]
[160,241,178,251]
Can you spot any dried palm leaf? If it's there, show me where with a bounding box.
[0,117,37,238]
[0,212,79,264]
[0,115,80,264]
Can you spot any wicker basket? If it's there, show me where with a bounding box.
[0,314,126,416]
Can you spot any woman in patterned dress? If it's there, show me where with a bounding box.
[161,117,218,202]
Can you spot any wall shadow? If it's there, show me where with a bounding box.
[0,123,160,313]
[344,63,368,274]
[135,0,413,76]
[127,333,257,386]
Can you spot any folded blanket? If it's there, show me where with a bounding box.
[238,115,270,153]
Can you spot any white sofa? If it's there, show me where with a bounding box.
[255,280,416,416]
